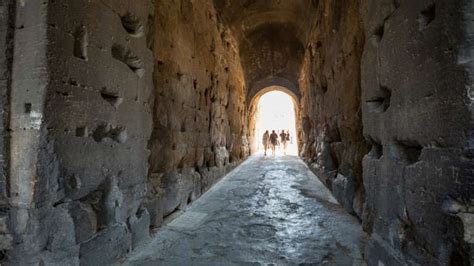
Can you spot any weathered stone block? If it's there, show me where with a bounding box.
[332,173,355,214]
[127,208,151,249]
[79,224,131,265]
[0,234,12,251]
[64,202,98,244]
[162,172,181,216]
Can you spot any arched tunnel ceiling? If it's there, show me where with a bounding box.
[240,23,305,101]
[214,0,317,102]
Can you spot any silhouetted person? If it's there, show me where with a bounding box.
[269,130,278,156]
[262,130,270,156]
[280,130,288,155]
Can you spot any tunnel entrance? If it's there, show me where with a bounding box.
[249,86,299,155]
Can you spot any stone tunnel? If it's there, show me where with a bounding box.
[0,0,473,265]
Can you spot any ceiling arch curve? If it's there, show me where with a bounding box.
[213,0,316,45]
[249,85,300,109]
[240,23,305,102]
[213,0,315,103]
[248,77,300,106]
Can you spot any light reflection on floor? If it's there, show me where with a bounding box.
[124,156,366,265]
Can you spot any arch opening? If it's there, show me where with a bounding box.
[248,86,300,155]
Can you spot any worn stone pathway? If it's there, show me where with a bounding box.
[124,155,366,265]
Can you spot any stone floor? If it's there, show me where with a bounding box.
[124,155,367,265]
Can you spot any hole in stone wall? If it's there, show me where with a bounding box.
[418,4,435,31]
[187,193,193,205]
[66,175,82,192]
[100,89,123,108]
[92,124,127,143]
[24,103,32,114]
[395,140,423,165]
[393,0,401,9]
[111,44,145,78]
[76,127,88,137]
[328,126,342,143]
[373,24,385,42]
[368,138,383,159]
[177,158,185,169]
[321,76,328,93]
[73,25,88,60]
[121,13,144,37]
[366,86,391,113]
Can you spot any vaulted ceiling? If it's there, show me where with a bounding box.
[214,0,318,101]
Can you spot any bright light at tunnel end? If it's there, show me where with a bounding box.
[255,90,298,156]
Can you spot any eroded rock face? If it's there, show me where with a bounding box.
[2,0,250,263]
[146,0,249,227]
[4,0,155,264]
[0,0,13,258]
[299,0,473,264]
[360,0,473,264]
[298,0,368,221]
[1,0,473,265]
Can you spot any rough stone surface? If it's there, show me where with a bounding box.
[0,0,473,265]
[0,0,12,207]
[360,0,473,264]
[65,201,98,244]
[127,208,151,249]
[125,155,366,265]
[332,173,356,215]
[298,0,368,222]
[0,0,13,258]
[146,0,250,227]
[4,0,155,264]
[79,223,131,265]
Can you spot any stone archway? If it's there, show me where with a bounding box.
[248,86,301,154]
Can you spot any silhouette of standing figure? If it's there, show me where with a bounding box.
[262,130,270,156]
[269,130,278,156]
[280,130,288,155]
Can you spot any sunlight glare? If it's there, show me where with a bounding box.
[255,91,298,155]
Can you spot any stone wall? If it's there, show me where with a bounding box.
[5,0,155,264]
[5,0,51,264]
[1,1,472,265]
[0,0,13,258]
[146,0,249,227]
[361,0,473,264]
[299,0,368,221]
[462,0,474,262]
[0,0,11,207]
[2,0,249,264]
[300,0,474,264]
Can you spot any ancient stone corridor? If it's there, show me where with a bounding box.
[0,0,473,265]
[125,155,365,265]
